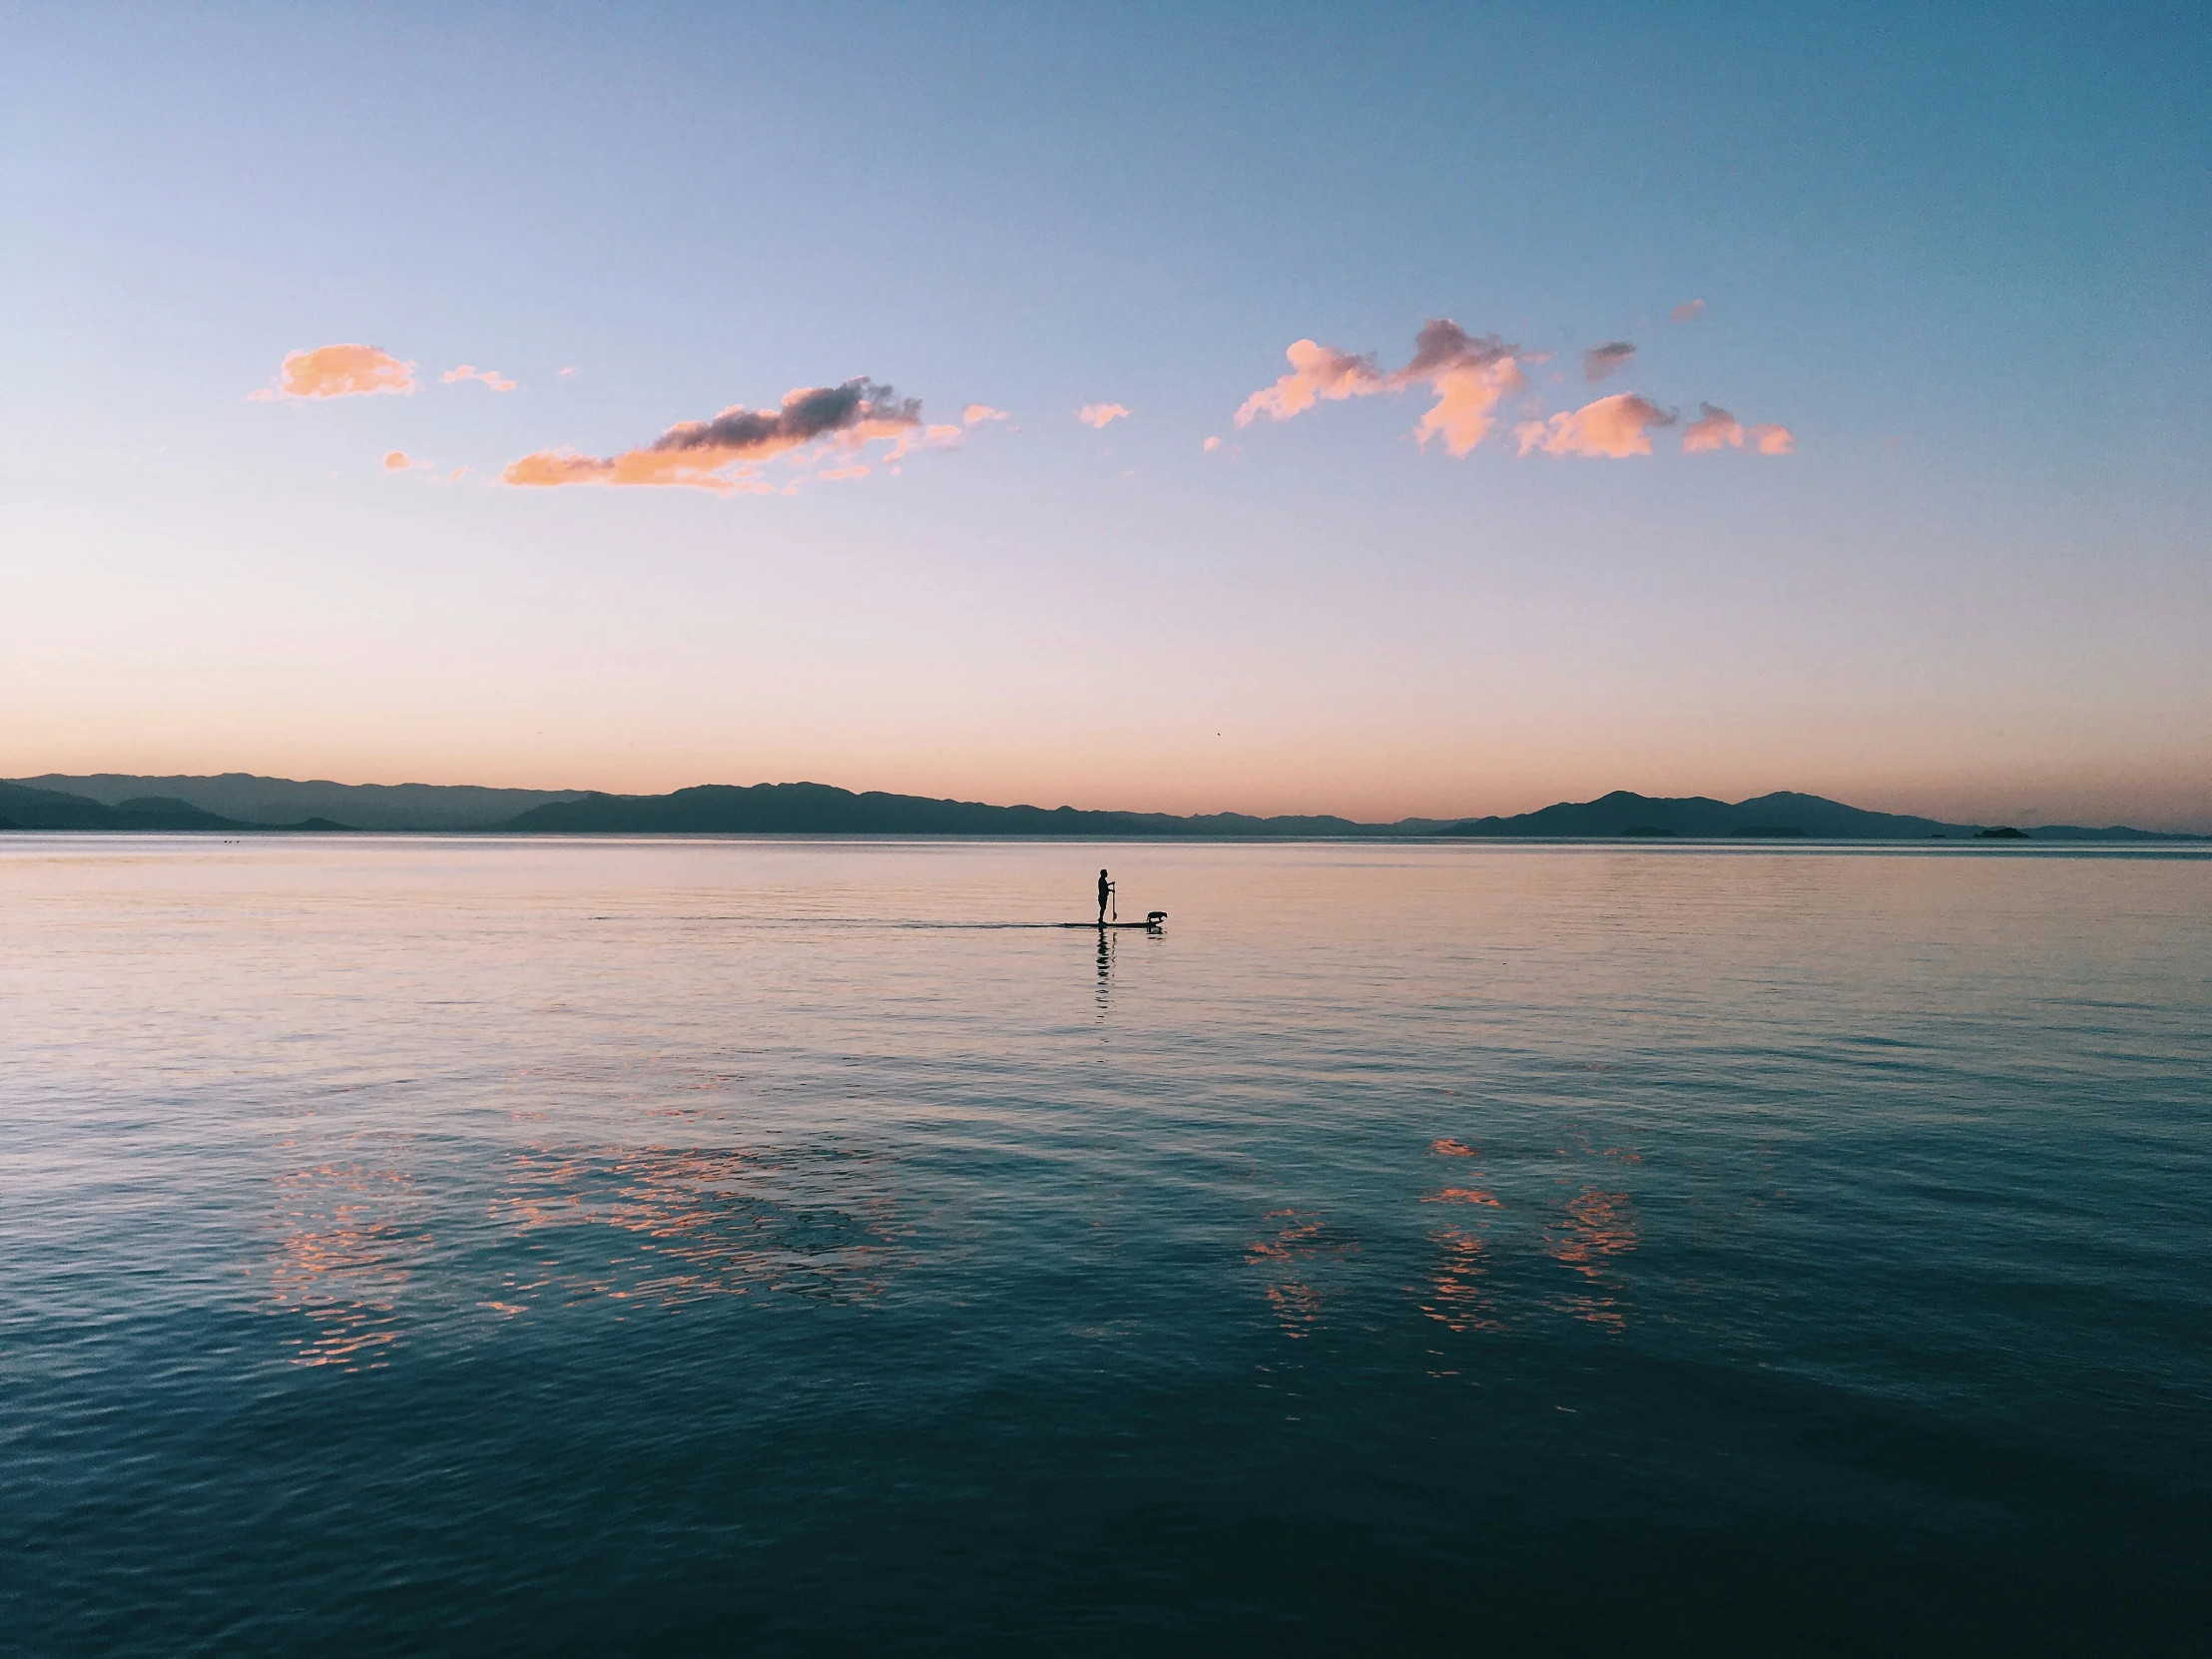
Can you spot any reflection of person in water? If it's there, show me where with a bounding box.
[1097,867,1113,924]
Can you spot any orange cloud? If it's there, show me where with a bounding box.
[1514,392,1676,458]
[1582,340,1636,383]
[383,450,414,471]
[1235,340,1383,424]
[1670,299,1705,323]
[1682,401,1744,452]
[962,404,1008,425]
[1413,359,1521,455]
[1408,328,1526,456]
[1682,404,1793,455]
[252,343,416,400]
[1235,319,1527,457]
[502,377,925,494]
[443,364,516,392]
[1078,403,1129,428]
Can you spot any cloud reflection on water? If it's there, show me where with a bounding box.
[1419,1137,1505,1333]
[1545,1187,1640,1331]
[1245,1209,1359,1339]
[265,1151,425,1371]
[496,1139,906,1309]
[1419,1226,1504,1334]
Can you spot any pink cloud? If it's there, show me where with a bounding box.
[252,343,416,400]
[1235,319,1527,457]
[1404,322,1527,455]
[385,451,456,481]
[1670,299,1706,323]
[1234,341,1384,425]
[1682,404,1793,455]
[1582,340,1636,383]
[963,403,1008,425]
[908,422,966,454]
[1514,392,1676,458]
[502,377,926,494]
[1203,435,1222,452]
[1682,401,1745,452]
[443,364,516,392]
[557,366,580,377]
[1078,403,1130,428]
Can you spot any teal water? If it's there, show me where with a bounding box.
[3,836,2207,1654]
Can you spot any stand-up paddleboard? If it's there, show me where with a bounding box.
[1055,910,1167,930]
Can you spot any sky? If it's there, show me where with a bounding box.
[4,2,2208,828]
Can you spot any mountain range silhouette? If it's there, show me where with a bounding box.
[3,775,2199,840]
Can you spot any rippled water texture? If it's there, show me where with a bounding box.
[4,837,2208,1654]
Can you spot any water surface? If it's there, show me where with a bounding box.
[4,836,2207,1653]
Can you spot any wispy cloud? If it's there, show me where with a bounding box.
[251,343,416,400]
[963,404,1008,425]
[443,364,516,392]
[1582,341,1636,383]
[1078,403,1130,429]
[1203,435,1222,452]
[557,366,580,377]
[1235,320,1527,456]
[502,377,929,494]
[385,451,469,484]
[1514,392,1676,458]
[1670,299,1706,323]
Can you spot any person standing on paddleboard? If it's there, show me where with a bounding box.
[1098,868,1113,924]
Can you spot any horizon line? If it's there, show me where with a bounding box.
[7,770,2205,837]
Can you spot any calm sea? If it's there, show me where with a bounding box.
[3,836,2207,1654]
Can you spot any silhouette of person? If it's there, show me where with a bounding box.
[1097,867,1113,924]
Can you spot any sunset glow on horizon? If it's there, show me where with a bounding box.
[4,5,2207,828]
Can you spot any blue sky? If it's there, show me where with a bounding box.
[4,3,2207,825]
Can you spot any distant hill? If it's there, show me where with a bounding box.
[15,773,584,830]
[1440,790,2204,840]
[1441,790,1961,838]
[494,783,1452,836]
[4,774,2201,839]
[2001,824,2201,841]
[0,781,344,832]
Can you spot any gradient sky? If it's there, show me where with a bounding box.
[5,3,2208,827]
